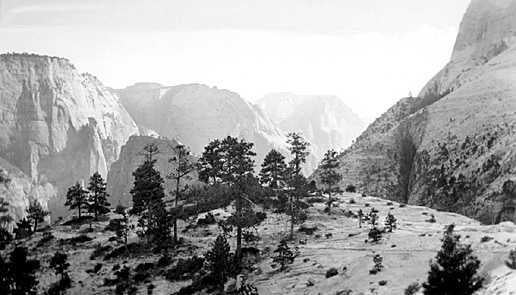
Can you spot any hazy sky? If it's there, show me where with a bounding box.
[0,0,471,122]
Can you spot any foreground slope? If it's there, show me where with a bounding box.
[8,193,516,294]
[258,93,365,174]
[315,0,516,223]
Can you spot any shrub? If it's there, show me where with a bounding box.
[197,212,216,226]
[60,234,92,245]
[165,256,205,281]
[345,185,357,193]
[90,244,112,260]
[325,267,338,278]
[506,249,516,269]
[480,236,493,243]
[405,282,421,295]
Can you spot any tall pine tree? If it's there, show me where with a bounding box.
[286,132,310,239]
[206,234,232,292]
[65,182,89,219]
[87,172,111,219]
[319,149,343,213]
[130,143,170,246]
[423,224,484,295]
[168,144,195,244]
[26,201,49,232]
[259,149,288,189]
[197,139,223,184]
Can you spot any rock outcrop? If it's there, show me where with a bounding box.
[107,135,198,206]
[315,0,516,223]
[258,93,365,173]
[0,53,139,219]
[116,83,288,167]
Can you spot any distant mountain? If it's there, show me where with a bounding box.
[0,53,139,219]
[313,0,516,223]
[258,93,365,174]
[116,83,288,166]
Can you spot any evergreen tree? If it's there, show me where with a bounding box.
[319,149,343,213]
[9,246,40,294]
[0,254,10,294]
[14,218,33,239]
[49,252,70,281]
[65,182,89,219]
[87,172,111,219]
[384,212,397,232]
[423,225,484,295]
[49,251,72,293]
[130,144,170,246]
[114,205,130,251]
[26,201,49,232]
[259,149,288,189]
[206,234,231,291]
[0,197,13,229]
[198,139,223,184]
[286,133,310,239]
[357,209,364,228]
[272,239,295,271]
[219,136,256,258]
[368,208,382,242]
[168,144,195,244]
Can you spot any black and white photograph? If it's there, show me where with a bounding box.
[0,0,515,294]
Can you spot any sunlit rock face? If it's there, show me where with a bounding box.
[0,53,139,219]
[314,0,516,223]
[258,93,365,174]
[116,83,288,167]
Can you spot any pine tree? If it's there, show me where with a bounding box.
[198,139,223,184]
[384,212,397,232]
[65,182,89,219]
[14,218,33,239]
[9,246,40,294]
[49,252,72,292]
[319,149,343,213]
[130,143,170,246]
[286,133,310,239]
[0,197,13,229]
[259,149,288,189]
[371,254,384,273]
[87,172,111,219]
[368,208,382,242]
[114,205,130,251]
[272,239,295,271]
[219,136,256,258]
[26,201,49,232]
[423,225,484,295]
[357,209,364,228]
[0,254,10,294]
[168,144,195,244]
[206,234,231,291]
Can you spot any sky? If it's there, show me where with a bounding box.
[0,0,471,122]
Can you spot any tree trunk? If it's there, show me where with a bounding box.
[236,193,242,259]
[78,207,81,219]
[174,177,180,244]
[289,193,294,240]
[33,220,38,233]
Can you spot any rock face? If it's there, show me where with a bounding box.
[107,135,198,206]
[315,0,516,223]
[258,93,365,173]
[116,83,288,167]
[0,53,139,219]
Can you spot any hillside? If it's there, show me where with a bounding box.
[4,193,516,294]
[314,0,516,223]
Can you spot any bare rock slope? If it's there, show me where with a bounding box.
[0,53,139,218]
[315,0,516,223]
[258,93,365,174]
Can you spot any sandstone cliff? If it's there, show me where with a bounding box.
[0,53,139,219]
[316,0,516,223]
[258,93,365,174]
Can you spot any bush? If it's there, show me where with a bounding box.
[345,185,357,193]
[325,267,338,278]
[405,282,421,295]
[197,212,216,226]
[90,244,112,260]
[480,236,493,243]
[60,234,92,245]
[166,256,205,281]
[0,228,13,249]
[506,249,516,269]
